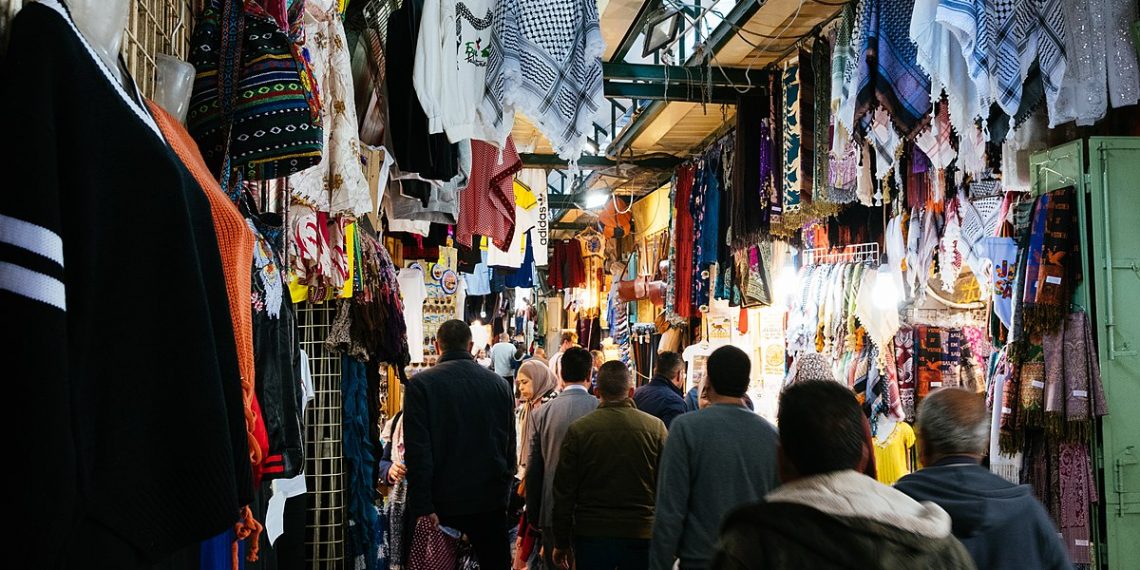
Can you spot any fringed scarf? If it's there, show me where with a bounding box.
[733,91,772,247]
[812,36,832,204]
[1058,440,1097,565]
[997,345,1023,453]
[853,0,933,137]
[1017,335,1047,429]
[1022,188,1080,335]
[894,327,916,421]
[989,346,1023,480]
[832,2,858,141]
[782,62,804,219]
[1043,310,1109,439]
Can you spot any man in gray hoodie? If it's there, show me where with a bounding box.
[650,345,780,570]
[894,388,1072,570]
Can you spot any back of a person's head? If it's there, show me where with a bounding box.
[778,380,867,476]
[596,361,632,400]
[561,331,578,346]
[654,351,684,379]
[437,319,472,353]
[707,345,749,397]
[916,388,988,457]
[560,347,593,383]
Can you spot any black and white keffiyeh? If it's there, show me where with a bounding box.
[480,0,606,163]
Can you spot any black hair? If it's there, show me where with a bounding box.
[706,345,749,398]
[654,351,685,379]
[437,319,472,352]
[560,347,593,383]
[596,361,632,399]
[777,381,868,476]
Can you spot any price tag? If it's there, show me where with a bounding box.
[1045,276,1063,285]
[1072,389,1088,398]
[1031,380,1045,389]
[930,381,943,387]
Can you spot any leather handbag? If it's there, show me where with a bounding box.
[188,0,323,182]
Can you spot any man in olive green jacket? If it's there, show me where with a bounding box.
[551,361,668,570]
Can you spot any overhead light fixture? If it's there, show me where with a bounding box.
[641,1,682,58]
[584,191,610,209]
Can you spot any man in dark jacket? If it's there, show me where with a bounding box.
[526,347,599,567]
[634,351,687,428]
[553,361,668,570]
[711,381,974,570]
[404,319,516,569]
[894,388,1072,570]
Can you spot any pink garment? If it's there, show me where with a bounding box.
[456,138,521,249]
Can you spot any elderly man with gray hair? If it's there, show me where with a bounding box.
[894,388,1072,570]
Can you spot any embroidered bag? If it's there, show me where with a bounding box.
[188,0,323,181]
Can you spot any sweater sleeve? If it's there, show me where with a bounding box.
[551,425,580,548]
[650,421,689,570]
[412,0,445,134]
[1,9,74,565]
[403,380,435,516]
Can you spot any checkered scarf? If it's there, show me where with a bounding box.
[480,0,605,164]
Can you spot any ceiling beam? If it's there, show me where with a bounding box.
[605,0,763,159]
[520,152,681,170]
[604,80,749,104]
[603,62,766,87]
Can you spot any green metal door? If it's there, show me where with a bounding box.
[1088,137,1140,569]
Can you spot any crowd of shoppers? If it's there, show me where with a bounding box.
[387,321,1072,570]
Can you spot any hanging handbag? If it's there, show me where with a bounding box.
[188,0,323,182]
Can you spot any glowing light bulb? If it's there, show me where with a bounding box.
[584,191,609,209]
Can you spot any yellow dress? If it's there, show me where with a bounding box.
[873,421,916,485]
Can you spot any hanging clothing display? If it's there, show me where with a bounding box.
[480,0,605,162]
[456,138,521,249]
[2,1,252,563]
[413,0,496,143]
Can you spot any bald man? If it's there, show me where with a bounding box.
[894,388,1071,570]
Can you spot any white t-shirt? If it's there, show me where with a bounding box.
[397,267,429,363]
[518,169,549,266]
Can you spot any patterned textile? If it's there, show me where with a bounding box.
[1017,336,1047,428]
[906,145,931,209]
[1022,188,1079,334]
[188,0,323,181]
[456,138,521,249]
[988,346,1023,482]
[938,200,964,292]
[910,0,983,132]
[1058,441,1097,565]
[733,91,772,247]
[831,2,858,141]
[915,324,942,400]
[828,139,859,204]
[812,40,831,204]
[1043,310,1108,438]
[914,103,955,205]
[781,63,804,215]
[481,0,605,163]
[289,0,373,216]
[939,328,963,389]
[895,327,916,421]
[670,166,696,319]
[854,0,932,137]
[1051,0,1140,127]
[982,236,1018,328]
[343,356,380,570]
[407,515,459,569]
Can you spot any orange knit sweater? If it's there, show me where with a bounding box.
[149,101,269,483]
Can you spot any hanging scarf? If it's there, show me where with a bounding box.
[781,62,804,218]
[997,345,1023,452]
[938,198,965,292]
[1058,440,1097,565]
[832,2,858,140]
[813,37,832,204]
[906,145,931,209]
[1022,187,1079,334]
[939,328,963,389]
[1043,310,1109,439]
[915,324,943,400]
[733,90,772,247]
[894,327,916,421]
[989,346,1023,479]
[914,102,956,207]
[853,0,933,137]
[982,237,1019,329]
[1017,334,1047,429]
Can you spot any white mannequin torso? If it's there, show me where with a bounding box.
[875,413,898,443]
[154,54,195,123]
[67,0,130,86]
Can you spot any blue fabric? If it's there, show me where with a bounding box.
[685,387,699,412]
[201,529,241,570]
[699,158,721,266]
[855,0,932,136]
[464,250,493,295]
[633,377,687,429]
[503,232,536,288]
[895,458,1072,570]
[342,356,380,570]
[573,536,650,570]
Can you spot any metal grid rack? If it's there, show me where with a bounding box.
[297,302,346,568]
[123,0,195,97]
[802,242,880,266]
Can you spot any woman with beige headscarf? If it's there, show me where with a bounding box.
[513,359,558,569]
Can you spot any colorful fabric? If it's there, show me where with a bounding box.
[1017,336,1046,428]
[915,324,943,400]
[481,0,605,163]
[1022,188,1079,334]
[781,63,804,214]
[1043,310,1108,438]
[456,138,521,249]
[894,327,916,421]
[1058,441,1097,565]
[854,0,933,137]
[831,2,858,140]
[983,238,1019,329]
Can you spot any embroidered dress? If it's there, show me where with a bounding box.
[481,0,605,163]
[289,0,373,217]
[1050,0,1140,126]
